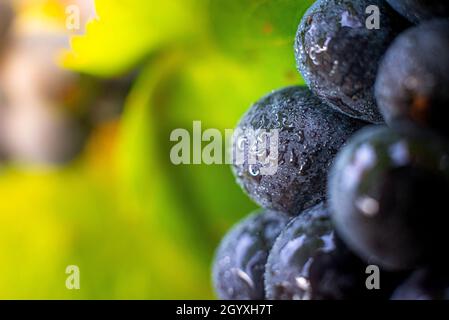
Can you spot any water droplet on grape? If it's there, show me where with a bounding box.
[237,136,247,151]
[232,268,255,289]
[249,165,260,177]
[340,11,363,28]
[295,276,311,291]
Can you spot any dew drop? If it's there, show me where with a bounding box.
[249,165,260,177]
[308,37,331,65]
[232,268,255,288]
[295,276,311,291]
[329,60,339,76]
[296,130,305,143]
[237,136,247,151]
[289,149,297,164]
[299,160,311,176]
[340,11,363,28]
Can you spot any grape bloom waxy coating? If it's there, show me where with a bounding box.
[232,86,365,216]
[212,209,290,300]
[295,0,408,123]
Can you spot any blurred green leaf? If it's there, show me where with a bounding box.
[114,28,311,296]
[209,0,314,52]
[64,0,205,76]
[116,52,215,298]
[208,0,314,86]
[65,0,313,84]
[0,164,212,299]
[156,50,263,230]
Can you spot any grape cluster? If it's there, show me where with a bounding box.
[213,0,449,300]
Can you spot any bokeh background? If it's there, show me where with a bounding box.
[0,0,313,299]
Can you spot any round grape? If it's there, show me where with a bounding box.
[329,125,449,270]
[375,20,449,137]
[212,209,290,300]
[232,86,366,215]
[295,0,409,123]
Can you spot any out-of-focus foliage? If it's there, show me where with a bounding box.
[64,0,205,76]
[0,0,313,298]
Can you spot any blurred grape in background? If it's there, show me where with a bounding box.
[0,0,312,299]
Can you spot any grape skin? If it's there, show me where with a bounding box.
[212,209,290,300]
[232,86,365,215]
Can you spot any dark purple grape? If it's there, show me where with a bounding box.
[329,125,449,271]
[232,86,365,215]
[265,203,405,300]
[264,203,333,300]
[375,20,449,137]
[295,0,409,123]
[212,209,290,300]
